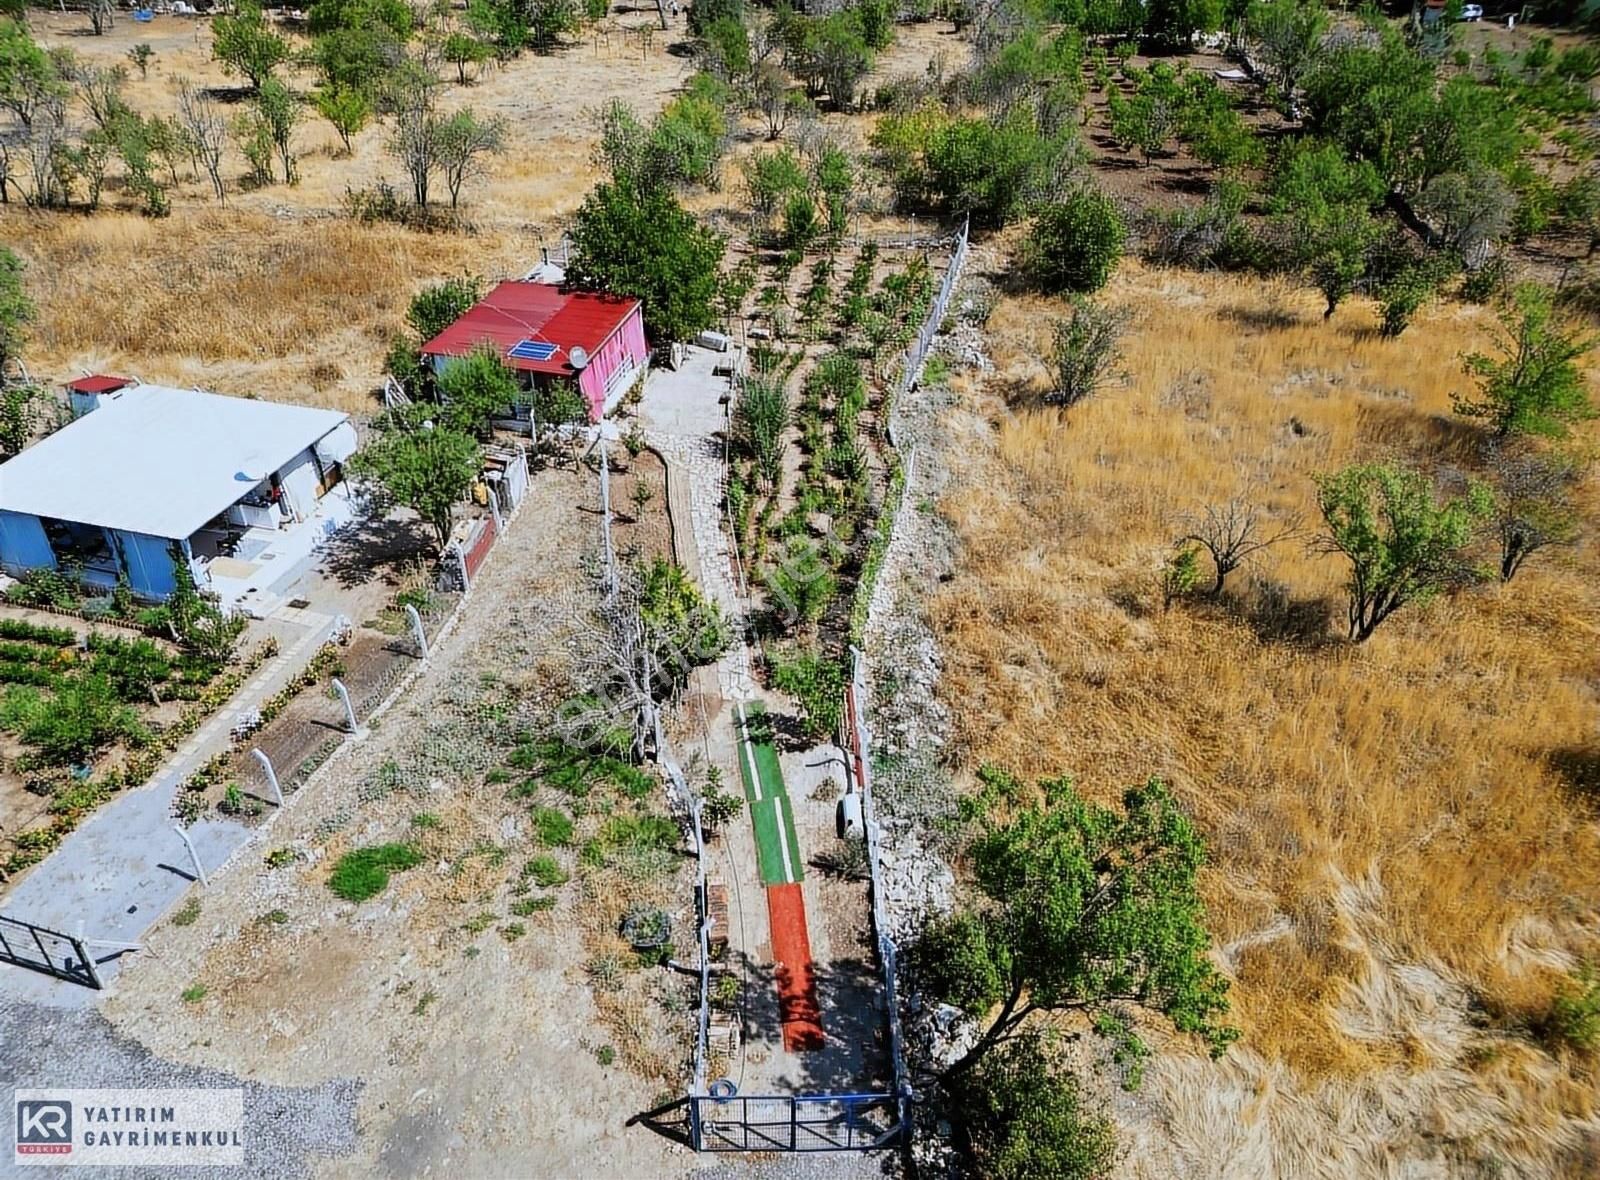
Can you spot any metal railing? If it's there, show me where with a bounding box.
[0,912,102,989]
[690,1092,901,1152]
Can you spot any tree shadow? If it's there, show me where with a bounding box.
[1212,576,1342,649]
[1220,304,1304,333]
[316,514,434,590]
[1549,745,1600,805]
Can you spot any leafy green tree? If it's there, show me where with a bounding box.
[0,382,42,458]
[1314,463,1491,642]
[744,145,809,229]
[309,25,402,94]
[0,245,34,374]
[1269,140,1385,319]
[407,276,483,341]
[1143,0,1222,48]
[211,1,288,92]
[466,0,528,60]
[1026,189,1126,294]
[0,19,67,132]
[253,78,300,184]
[435,107,507,208]
[443,31,493,84]
[1245,0,1327,108]
[308,0,413,37]
[637,556,730,689]
[527,0,580,50]
[1456,285,1597,439]
[314,84,371,154]
[351,422,482,553]
[687,0,742,39]
[127,43,155,80]
[566,180,726,344]
[435,344,519,436]
[921,113,1069,227]
[163,557,247,667]
[954,1032,1118,1180]
[919,770,1238,1080]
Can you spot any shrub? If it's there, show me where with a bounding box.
[599,813,678,855]
[733,374,790,492]
[327,842,424,901]
[530,805,574,847]
[22,673,147,766]
[1543,965,1600,1053]
[523,853,569,887]
[1026,190,1126,295]
[1048,298,1131,408]
[769,649,845,739]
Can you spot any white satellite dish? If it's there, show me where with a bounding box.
[569,346,590,370]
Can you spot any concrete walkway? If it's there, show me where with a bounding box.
[0,606,335,1007]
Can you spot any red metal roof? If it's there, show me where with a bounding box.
[420,281,640,377]
[65,374,133,394]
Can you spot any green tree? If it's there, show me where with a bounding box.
[1269,141,1385,319]
[309,25,401,94]
[407,275,482,342]
[1314,463,1491,642]
[443,31,493,84]
[314,83,371,155]
[1245,0,1327,107]
[1455,285,1596,439]
[435,107,507,208]
[308,0,413,37]
[920,770,1238,1081]
[351,422,482,554]
[954,1032,1118,1180]
[163,556,247,667]
[566,179,726,345]
[0,381,42,458]
[0,245,35,374]
[127,43,155,80]
[0,19,66,132]
[434,344,519,436]
[687,0,742,39]
[921,113,1069,227]
[1025,189,1126,294]
[253,77,300,184]
[211,1,288,92]
[528,0,579,50]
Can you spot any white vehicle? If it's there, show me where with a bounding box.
[1460,3,1484,18]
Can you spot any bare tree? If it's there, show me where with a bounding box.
[88,0,115,36]
[435,108,506,209]
[1177,498,1302,596]
[177,79,227,203]
[1486,442,1587,583]
[73,62,128,130]
[22,101,68,207]
[387,72,443,208]
[752,61,797,141]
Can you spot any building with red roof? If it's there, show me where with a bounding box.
[420,281,648,423]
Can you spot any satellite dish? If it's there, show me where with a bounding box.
[569,346,590,370]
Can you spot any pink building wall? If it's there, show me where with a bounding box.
[577,304,648,421]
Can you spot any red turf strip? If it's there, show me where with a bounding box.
[766,883,824,1051]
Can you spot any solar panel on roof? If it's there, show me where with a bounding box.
[507,339,558,362]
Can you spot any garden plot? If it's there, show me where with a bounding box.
[96,469,708,1175]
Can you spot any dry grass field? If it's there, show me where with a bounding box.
[933,254,1600,1175]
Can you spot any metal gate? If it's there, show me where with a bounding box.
[689,1092,902,1152]
[0,913,102,989]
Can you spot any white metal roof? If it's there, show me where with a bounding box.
[0,384,349,541]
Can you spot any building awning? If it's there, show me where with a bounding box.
[0,384,350,540]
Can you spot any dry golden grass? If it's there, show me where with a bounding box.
[7,209,540,410]
[934,256,1600,1172]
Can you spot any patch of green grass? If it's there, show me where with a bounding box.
[327,842,424,902]
[579,838,605,868]
[523,855,569,888]
[257,909,290,926]
[595,1044,616,1066]
[181,983,207,1004]
[511,895,556,917]
[264,847,298,869]
[599,814,678,855]
[411,812,442,830]
[413,989,438,1016]
[500,923,526,942]
[171,897,201,927]
[530,806,574,848]
[463,911,496,935]
[484,768,511,785]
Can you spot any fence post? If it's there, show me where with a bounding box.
[404,603,429,660]
[331,678,357,734]
[252,747,282,806]
[171,824,209,888]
